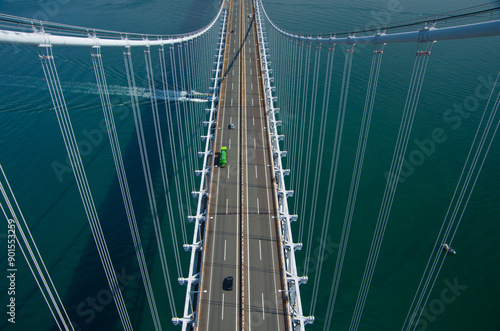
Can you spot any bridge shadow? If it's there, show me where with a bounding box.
[222,14,255,82]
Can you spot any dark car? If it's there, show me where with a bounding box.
[223,276,233,291]
[228,123,234,129]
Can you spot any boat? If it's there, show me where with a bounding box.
[186,90,212,101]
[441,243,456,255]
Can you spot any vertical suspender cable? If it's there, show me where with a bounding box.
[123,46,177,318]
[324,44,385,331]
[403,70,500,331]
[350,42,433,331]
[177,44,197,196]
[170,45,194,218]
[144,45,183,278]
[310,45,355,315]
[40,45,133,331]
[0,165,74,331]
[300,45,323,276]
[91,46,161,330]
[296,43,312,246]
[290,42,304,205]
[159,46,189,245]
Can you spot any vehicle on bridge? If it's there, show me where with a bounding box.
[223,276,233,291]
[220,146,227,167]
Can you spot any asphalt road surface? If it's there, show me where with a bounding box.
[196,0,287,330]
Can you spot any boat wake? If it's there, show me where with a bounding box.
[0,75,211,102]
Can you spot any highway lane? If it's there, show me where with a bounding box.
[241,0,286,330]
[197,0,241,330]
[196,0,286,330]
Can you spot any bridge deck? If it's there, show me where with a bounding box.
[196,0,287,330]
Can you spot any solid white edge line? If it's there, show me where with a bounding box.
[256,48,282,329]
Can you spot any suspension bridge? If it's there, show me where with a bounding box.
[0,0,499,330]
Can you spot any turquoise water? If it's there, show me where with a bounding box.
[263,1,500,330]
[0,0,499,330]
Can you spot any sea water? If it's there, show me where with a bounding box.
[0,0,499,330]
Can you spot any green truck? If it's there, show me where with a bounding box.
[220,146,227,167]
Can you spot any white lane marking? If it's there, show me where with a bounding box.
[222,293,225,320]
[224,240,227,261]
[257,197,259,214]
[206,56,233,324]
[255,165,258,179]
[237,7,246,330]
[226,198,228,215]
[252,98,254,107]
[253,116,255,126]
[254,138,256,149]
[227,165,230,178]
[256,63,282,329]
[251,82,253,90]
[242,38,253,331]
[250,58,252,64]
[207,164,222,328]
[232,82,234,90]
[259,239,262,260]
[231,98,233,107]
[229,138,231,150]
[250,69,253,75]
[262,293,265,320]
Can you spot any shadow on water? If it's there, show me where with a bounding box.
[60,116,163,330]
[41,98,184,330]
